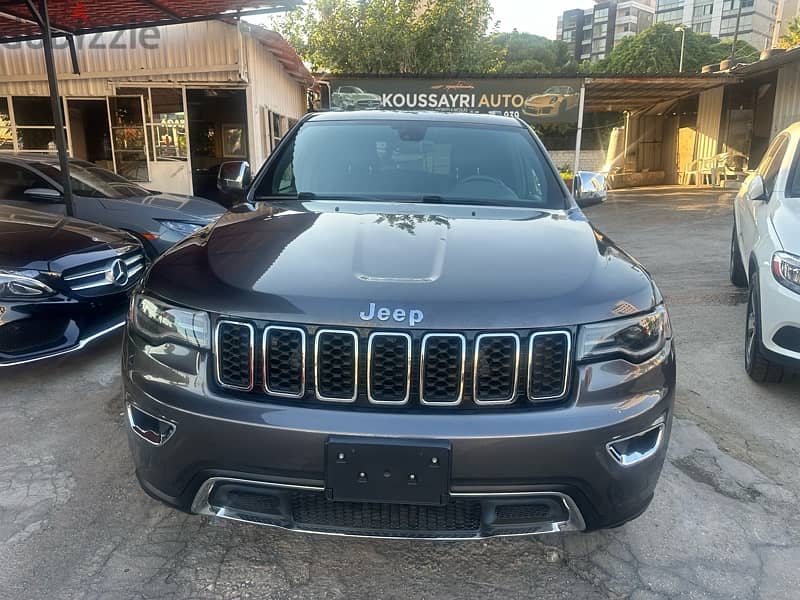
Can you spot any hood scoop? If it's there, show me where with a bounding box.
[353,214,448,283]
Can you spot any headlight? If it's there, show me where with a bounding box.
[577,305,671,363]
[158,220,204,236]
[0,270,55,300]
[130,294,210,349]
[772,252,800,294]
[549,96,559,104]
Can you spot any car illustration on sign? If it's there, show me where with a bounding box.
[523,86,579,118]
[331,86,383,111]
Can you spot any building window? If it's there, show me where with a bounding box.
[594,7,609,21]
[694,20,712,32]
[693,3,713,17]
[563,29,575,42]
[656,8,684,24]
[723,0,755,13]
[117,87,187,162]
[592,38,607,52]
[720,14,753,35]
[593,22,608,38]
[656,0,684,10]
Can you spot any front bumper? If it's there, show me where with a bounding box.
[758,265,800,365]
[123,332,675,537]
[0,296,128,367]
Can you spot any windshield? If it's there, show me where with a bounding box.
[34,162,151,199]
[256,120,566,209]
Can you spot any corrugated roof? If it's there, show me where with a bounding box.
[583,75,738,112]
[0,0,301,42]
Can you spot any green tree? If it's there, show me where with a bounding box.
[487,31,576,74]
[587,22,759,74]
[778,16,800,49]
[273,0,496,74]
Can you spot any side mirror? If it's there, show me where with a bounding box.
[217,161,251,198]
[24,187,63,202]
[746,174,768,202]
[573,171,608,206]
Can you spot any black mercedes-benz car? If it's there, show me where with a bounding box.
[0,205,146,367]
[123,111,675,539]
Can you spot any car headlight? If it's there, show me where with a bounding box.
[158,220,204,236]
[577,305,671,363]
[130,294,210,349]
[549,96,559,104]
[0,270,55,300]
[772,252,800,294]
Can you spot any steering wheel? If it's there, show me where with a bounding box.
[460,175,504,186]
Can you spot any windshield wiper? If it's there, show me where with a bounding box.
[256,192,387,203]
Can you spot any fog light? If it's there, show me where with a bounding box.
[126,403,176,446]
[606,417,665,467]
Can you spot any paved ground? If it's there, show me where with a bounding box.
[2,186,799,600]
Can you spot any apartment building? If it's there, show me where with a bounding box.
[557,1,656,63]
[655,0,780,50]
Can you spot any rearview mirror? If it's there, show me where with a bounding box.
[745,174,767,202]
[24,187,63,202]
[217,161,251,197]
[573,171,608,206]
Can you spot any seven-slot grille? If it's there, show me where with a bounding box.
[214,322,572,408]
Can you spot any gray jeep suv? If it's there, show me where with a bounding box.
[123,111,675,539]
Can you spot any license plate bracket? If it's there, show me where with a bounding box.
[325,437,451,506]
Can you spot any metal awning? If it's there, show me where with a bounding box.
[0,0,301,42]
[583,75,739,113]
[0,0,302,215]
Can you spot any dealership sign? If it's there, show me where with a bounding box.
[323,77,582,126]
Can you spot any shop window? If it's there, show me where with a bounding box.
[11,97,66,152]
[150,88,187,161]
[0,98,12,150]
[270,111,286,151]
[108,96,148,181]
[117,87,187,162]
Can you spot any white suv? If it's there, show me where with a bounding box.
[731,123,800,382]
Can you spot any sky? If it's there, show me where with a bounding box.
[490,0,595,39]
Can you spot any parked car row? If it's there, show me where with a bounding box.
[0,156,225,365]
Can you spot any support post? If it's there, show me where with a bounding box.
[26,0,75,216]
[573,80,587,176]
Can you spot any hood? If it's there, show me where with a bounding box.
[146,201,657,329]
[0,206,138,270]
[771,199,800,253]
[97,193,224,222]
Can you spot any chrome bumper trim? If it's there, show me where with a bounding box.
[190,476,586,540]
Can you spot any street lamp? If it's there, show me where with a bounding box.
[675,24,687,73]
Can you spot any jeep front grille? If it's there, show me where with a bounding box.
[215,320,254,391]
[314,330,358,402]
[528,332,571,401]
[420,334,466,406]
[368,333,412,405]
[213,322,572,408]
[263,326,305,398]
[473,334,520,405]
